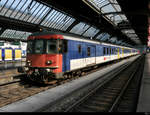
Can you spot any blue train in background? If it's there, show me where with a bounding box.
[0,41,27,62]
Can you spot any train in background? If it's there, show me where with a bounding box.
[18,31,139,84]
[0,41,27,62]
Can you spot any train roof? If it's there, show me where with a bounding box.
[30,31,137,50]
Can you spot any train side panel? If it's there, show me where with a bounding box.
[62,38,138,73]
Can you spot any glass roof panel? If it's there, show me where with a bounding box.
[83,26,100,37]
[121,29,136,34]
[101,33,110,41]
[70,22,90,35]
[87,0,127,25]
[109,37,117,42]
[86,0,141,44]
[40,9,75,31]
[0,29,32,40]
[89,0,109,9]
[96,33,106,39]
[0,0,75,28]
[96,33,110,41]
[60,18,76,31]
[101,4,117,13]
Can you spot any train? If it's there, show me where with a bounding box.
[0,41,27,62]
[18,31,139,84]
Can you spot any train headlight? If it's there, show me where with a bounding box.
[46,60,52,65]
[27,60,31,66]
[46,69,51,72]
[24,67,29,71]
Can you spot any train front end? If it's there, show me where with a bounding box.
[18,33,64,83]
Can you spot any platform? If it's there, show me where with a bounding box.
[0,60,26,84]
[0,61,25,70]
[137,54,150,112]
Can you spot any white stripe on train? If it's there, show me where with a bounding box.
[70,53,138,71]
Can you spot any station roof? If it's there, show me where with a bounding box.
[0,0,148,47]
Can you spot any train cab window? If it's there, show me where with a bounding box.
[58,39,63,53]
[27,41,33,54]
[35,40,44,54]
[87,47,91,56]
[78,45,81,54]
[47,39,57,54]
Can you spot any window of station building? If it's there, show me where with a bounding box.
[87,47,91,56]
[78,45,81,54]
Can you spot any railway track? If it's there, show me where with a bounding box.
[64,55,145,112]
[0,56,139,108]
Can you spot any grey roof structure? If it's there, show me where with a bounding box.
[0,0,147,47]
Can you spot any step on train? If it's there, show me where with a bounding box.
[18,31,139,84]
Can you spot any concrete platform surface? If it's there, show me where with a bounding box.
[137,54,150,112]
[0,56,139,112]
[0,61,25,70]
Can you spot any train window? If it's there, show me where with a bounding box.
[35,40,44,54]
[103,47,106,55]
[63,40,68,53]
[112,48,114,54]
[27,41,33,54]
[58,39,63,53]
[116,48,118,53]
[78,45,81,54]
[107,48,109,55]
[114,48,115,54]
[47,40,57,54]
[87,47,91,56]
[113,48,115,54]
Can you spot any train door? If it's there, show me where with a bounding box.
[85,45,96,66]
[109,46,111,61]
[62,40,69,72]
[0,49,2,61]
[122,48,124,58]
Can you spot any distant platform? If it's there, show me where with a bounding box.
[0,60,25,70]
[137,53,150,112]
